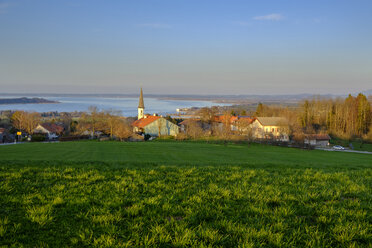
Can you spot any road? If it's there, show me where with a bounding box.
[315,147,372,155]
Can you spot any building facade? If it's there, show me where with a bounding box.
[251,117,289,141]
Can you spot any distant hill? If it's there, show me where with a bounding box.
[0,97,58,105]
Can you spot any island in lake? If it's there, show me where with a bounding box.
[0,97,59,105]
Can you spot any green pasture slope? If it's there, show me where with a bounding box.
[0,141,371,247]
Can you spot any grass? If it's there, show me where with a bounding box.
[0,141,371,247]
[1,140,371,168]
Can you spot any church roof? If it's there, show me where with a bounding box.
[138,87,145,108]
[132,116,160,128]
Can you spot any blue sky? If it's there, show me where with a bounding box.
[0,0,371,94]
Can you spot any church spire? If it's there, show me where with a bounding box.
[138,87,144,109]
[138,87,145,119]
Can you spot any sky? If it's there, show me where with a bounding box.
[0,0,371,95]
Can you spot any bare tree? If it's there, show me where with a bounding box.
[198,107,217,124]
[186,120,204,139]
[76,106,105,138]
[25,112,41,134]
[104,110,122,139]
[11,111,40,134]
[11,111,27,132]
[113,120,132,141]
[235,118,251,135]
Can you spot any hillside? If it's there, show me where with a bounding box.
[0,141,371,247]
[0,97,58,105]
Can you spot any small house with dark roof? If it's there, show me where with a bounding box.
[304,134,331,147]
[34,123,64,139]
[0,128,10,143]
[251,117,289,141]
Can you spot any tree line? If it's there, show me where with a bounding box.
[10,106,133,140]
[249,93,372,141]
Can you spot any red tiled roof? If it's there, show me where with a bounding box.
[305,134,331,140]
[232,116,254,124]
[132,116,160,128]
[214,115,238,123]
[40,123,64,134]
[214,115,254,124]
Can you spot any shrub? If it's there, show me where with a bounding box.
[59,135,89,142]
[31,134,46,142]
[175,133,188,140]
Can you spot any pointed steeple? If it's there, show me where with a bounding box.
[138,87,145,109]
[138,87,145,119]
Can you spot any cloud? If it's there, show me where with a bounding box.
[253,14,284,21]
[0,2,11,14]
[138,23,171,29]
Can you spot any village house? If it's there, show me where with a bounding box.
[34,123,64,140]
[132,88,179,137]
[230,116,254,134]
[0,128,10,143]
[304,134,331,147]
[213,115,254,134]
[251,117,289,141]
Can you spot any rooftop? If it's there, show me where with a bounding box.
[132,115,160,128]
[256,117,288,126]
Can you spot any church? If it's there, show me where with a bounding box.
[132,88,180,137]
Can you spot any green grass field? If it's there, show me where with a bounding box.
[0,141,371,247]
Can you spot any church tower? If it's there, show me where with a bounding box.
[138,87,145,119]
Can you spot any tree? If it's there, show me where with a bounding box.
[11,111,27,132]
[198,107,217,124]
[103,110,122,139]
[185,120,204,139]
[76,106,105,137]
[300,100,313,128]
[356,93,371,135]
[113,120,132,140]
[222,111,232,138]
[11,111,40,134]
[255,103,264,116]
[235,118,251,135]
[60,112,72,135]
[25,112,41,134]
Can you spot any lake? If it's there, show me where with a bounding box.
[0,96,229,117]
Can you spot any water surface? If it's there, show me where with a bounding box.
[0,96,228,116]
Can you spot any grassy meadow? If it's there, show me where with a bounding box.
[0,141,371,247]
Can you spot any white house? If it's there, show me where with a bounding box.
[251,117,289,141]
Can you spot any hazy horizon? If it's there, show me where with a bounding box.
[1,0,371,95]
